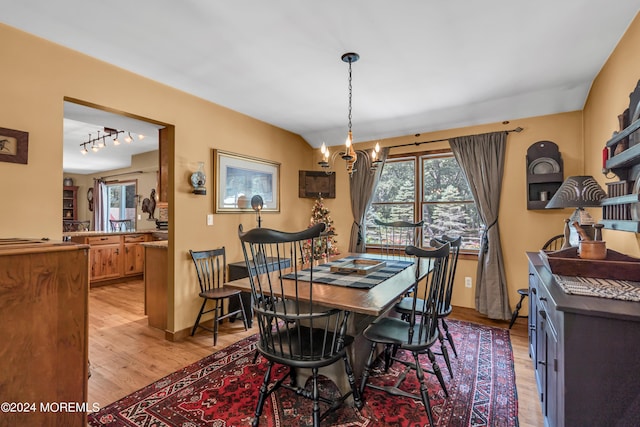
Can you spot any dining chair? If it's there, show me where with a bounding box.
[509,233,565,329]
[238,222,362,427]
[374,219,424,258]
[189,247,248,346]
[109,219,133,232]
[359,242,450,427]
[63,220,91,232]
[394,235,462,377]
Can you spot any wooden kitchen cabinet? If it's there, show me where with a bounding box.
[124,234,147,276]
[87,235,121,281]
[70,232,149,285]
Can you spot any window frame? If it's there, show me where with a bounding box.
[366,148,481,256]
[103,179,138,229]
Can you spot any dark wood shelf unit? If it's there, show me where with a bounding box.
[526,141,564,210]
[601,80,640,232]
[605,141,640,179]
[600,193,640,205]
[63,185,78,221]
[599,219,640,232]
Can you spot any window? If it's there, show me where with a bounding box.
[104,181,137,225]
[366,151,483,252]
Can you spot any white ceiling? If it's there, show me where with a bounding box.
[2,1,639,173]
[63,102,163,174]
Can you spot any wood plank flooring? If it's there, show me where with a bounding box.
[87,280,543,426]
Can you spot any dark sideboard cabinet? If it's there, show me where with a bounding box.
[228,257,291,328]
[527,252,640,426]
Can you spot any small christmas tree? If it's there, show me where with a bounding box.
[303,195,340,261]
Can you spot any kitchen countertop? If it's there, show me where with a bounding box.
[141,240,168,248]
[64,230,167,238]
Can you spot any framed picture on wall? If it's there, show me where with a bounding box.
[213,149,280,213]
[298,170,336,198]
[0,127,29,165]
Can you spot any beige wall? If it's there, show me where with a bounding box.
[0,23,315,333]
[2,12,639,331]
[334,112,583,311]
[583,12,640,257]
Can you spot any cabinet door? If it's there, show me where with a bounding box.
[545,323,559,426]
[123,235,147,276]
[90,244,121,281]
[124,242,144,276]
[528,271,538,359]
[537,297,559,426]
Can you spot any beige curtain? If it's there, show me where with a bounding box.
[348,147,389,252]
[93,179,107,232]
[449,132,510,320]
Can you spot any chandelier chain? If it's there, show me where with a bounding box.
[348,59,353,132]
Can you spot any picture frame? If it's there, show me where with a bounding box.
[298,170,336,198]
[213,149,280,213]
[0,127,29,165]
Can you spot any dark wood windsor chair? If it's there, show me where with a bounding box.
[189,247,248,345]
[238,222,362,426]
[359,242,451,427]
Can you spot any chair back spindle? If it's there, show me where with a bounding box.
[375,219,423,258]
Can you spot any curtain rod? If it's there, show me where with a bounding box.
[96,170,144,180]
[386,127,523,150]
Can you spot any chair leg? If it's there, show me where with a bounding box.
[509,294,527,329]
[311,367,321,427]
[237,293,248,330]
[437,327,453,378]
[191,299,207,336]
[359,341,378,396]
[383,344,393,372]
[342,350,363,409]
[441,318,457,358]
[252,361,273,427]
[427,348,448,397]
[412,351,435,427]
[213,300,220,346]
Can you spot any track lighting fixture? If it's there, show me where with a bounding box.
[79,128,145,154]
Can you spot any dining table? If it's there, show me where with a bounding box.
[224,252,430,395]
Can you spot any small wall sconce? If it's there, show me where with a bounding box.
[190,162,206,195]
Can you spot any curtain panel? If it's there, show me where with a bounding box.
[449,132,510,320]
[348,147,389,252]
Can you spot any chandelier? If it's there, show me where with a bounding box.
[319,52,360,176]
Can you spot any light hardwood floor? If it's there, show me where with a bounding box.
[87,280,543,427]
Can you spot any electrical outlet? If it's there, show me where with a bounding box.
[465,277,472,288]
[137,214,141,220]
[207,214,214,226]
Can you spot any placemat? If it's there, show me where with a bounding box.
[554,274,640,302]
[283,256,414,289]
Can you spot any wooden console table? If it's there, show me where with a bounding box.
[527,252,640,426]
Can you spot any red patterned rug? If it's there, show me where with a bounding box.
[88,320,518,426]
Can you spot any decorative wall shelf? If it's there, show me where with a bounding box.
[601,79,640,233]
[526,141,564,210]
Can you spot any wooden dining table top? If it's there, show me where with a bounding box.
[225,253,425,317]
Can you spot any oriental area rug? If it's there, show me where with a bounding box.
[88,320,518,426]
